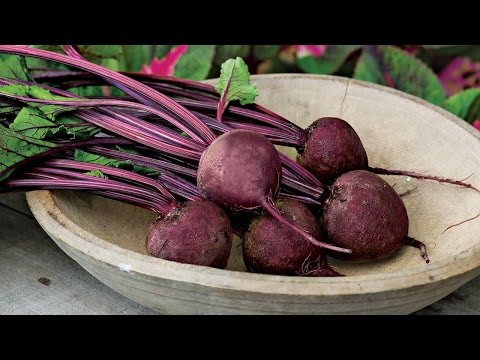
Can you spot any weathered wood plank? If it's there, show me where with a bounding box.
[0,204,156,315]
[0,192,33,218]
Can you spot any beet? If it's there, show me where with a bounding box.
[297,117,368,184]
[197,129,351,254]
[321,170,429,263]
[197,129,281,209]
[146,200,233,268]
[243,199,324,275]
[298,117,477,191]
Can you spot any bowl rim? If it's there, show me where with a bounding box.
[26,74,480,297]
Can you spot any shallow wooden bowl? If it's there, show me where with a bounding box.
[26,74,480,314]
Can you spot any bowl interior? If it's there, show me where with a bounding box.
[50,75,480,277]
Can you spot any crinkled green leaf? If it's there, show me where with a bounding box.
[354,45,446,105]
[443,88,480,124]
[54,114,100,140]
[297,45,361,75]
[74,149,134,170]
[215,57,259,106]
[9,107,66,139]
[0,84,73,118]
[174,45,215,80]
[0,55,31,81]
[74,149,159,177]
[85,169,108,179]
[0,124,56,182]
[253,45,280,60]
[0,84,100,140]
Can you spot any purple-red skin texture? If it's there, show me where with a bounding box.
[322,170,409,261]
[197,129,282,210]
[297,117,368,184]
[243,198,323,275]
[146,200,233,268]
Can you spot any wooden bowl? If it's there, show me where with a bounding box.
[26,74,480,314]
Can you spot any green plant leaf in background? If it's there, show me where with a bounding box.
[173,45,215,80]
[296,45,361,75]
[153,45,173,59]
[253,45,280,61]
[77,45,123,60]
[119,45,154,72]
[442,88,480,124]
[354,45,446,106]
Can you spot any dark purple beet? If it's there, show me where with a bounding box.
[197,129,282,210]
[146,200,233,268]
[243,198,323,275]
[197,129,352,254]
[297,117,368,184]
[321,170,428,263]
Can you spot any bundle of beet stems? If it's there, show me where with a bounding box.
[0,45,476,276]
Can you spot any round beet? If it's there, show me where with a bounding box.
[197,129,351,254]
[146,200,233,268]
[243,199,323,275]
[321,170,428,262]
[197,129,282,210]
[297,117,368,184]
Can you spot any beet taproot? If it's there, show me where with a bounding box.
[146,200,233,268]
[321,170,429,263]
[297,117,368,184]
[243,198,341,275]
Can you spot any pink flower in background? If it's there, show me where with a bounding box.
[293,45,327,58]
[473,120,480,131]
[438,57,480,96]
[141,45,188,76]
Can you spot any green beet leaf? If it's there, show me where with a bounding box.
[0,55,31,81]
[0,124,56,182]
[74,149,159,177]
[0,84,100,140]
[85,169,108,179]
[215,57,259,121]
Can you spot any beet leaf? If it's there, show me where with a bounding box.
[215,57,258,122]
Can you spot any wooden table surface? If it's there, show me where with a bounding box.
[1,192,478,315]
